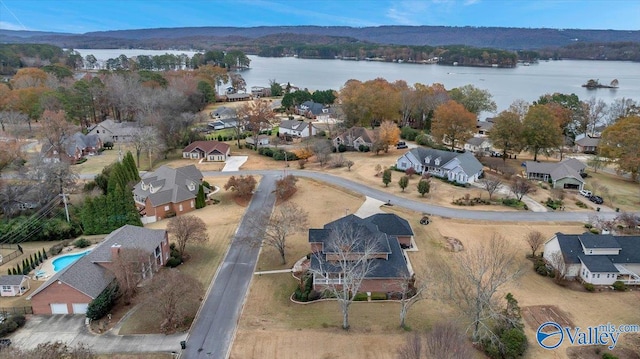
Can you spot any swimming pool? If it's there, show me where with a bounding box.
[52,250,91,272]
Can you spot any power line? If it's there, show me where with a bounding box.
[0,196,62,244]
[0,0,27,31]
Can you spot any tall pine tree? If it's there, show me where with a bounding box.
[196,184,206,209]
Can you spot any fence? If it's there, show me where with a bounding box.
[0,306,33,316]
[0,244,22,265]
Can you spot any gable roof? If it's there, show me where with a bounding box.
[406,147,483,176]
[0,275,27,286]
[554,232,640,267]
[578,233,620,249]
[182,140,230,155]
[28,225,166,301]
[299,101,331,116]
[575,136,600,147]
[308,213,412,279]
[525,158,585,183]
[133,165,203,207]
[466,137,490,146]
[280,120,310,131]
[88,119,145,138]
[334,127,376,144]
[578,255,619,273]
[211,106,236,118]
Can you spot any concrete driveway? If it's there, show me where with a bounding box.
[222,156,248,172]
[9,315,187,354]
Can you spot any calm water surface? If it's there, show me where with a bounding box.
[75,49,640,113]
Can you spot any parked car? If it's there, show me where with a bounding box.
[579,189,592,197]
[589,195,604,204]
[396,141,408,149]
[0,338,10,348]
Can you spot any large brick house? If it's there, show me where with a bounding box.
[133,165,208,224]
[41,132,103,164]
[308,213,414,293]
[28,225,170,314]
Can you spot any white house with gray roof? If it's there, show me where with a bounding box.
[544,233,640,286]
[28,225,170,314]
[525,158,585,190]
[0,275,30,297]
[278,119,318,138]
[396,148,484,184]
[133,165,208,224]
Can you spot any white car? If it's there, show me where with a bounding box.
[579,189,592,197]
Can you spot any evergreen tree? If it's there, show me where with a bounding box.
[43,248,48,260]
[196,184,206,209]
[124,151,140,181]
[12,268,17,275]
[7,269,10,275]
[16,264,20,275]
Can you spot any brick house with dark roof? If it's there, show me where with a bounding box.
[133,165,208,224]
[41,132,103,164]
[28,225,169,314]
[543,232,640,286]
[182,140,230,162]
[308,213,414,293]
[332,127,376,151]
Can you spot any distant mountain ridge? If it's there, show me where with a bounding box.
[2,26,639,50]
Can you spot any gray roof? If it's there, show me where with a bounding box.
[575,136,600,147]
[578,255,619,273]
[88,119,144,138]
[133,165,203,207]
[407,147,483,177]
[211,106,237,118]
[309,214,412,279]
[578,234,620,249]
[299,101,331,116]
[525,159,585,183]
[555,232,640,267]
[280,120,309,131]
[334,127,376,144]
[29,225,166,300]
[0,275,27,286]
[466,137,489,146]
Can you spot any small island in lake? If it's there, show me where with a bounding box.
[582,78,619,89]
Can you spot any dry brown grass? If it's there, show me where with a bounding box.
[232,195,640,359]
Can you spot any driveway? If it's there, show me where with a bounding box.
[9,315,187,353]
[221,156,248,172]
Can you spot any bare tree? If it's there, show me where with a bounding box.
[129,126,161,168]
[616,212,639,230]
[110,247,148,305]
[143,268,204,333]
[397,321,474,359]
[524,230,545,257]
[249,202,308,265]
[436,235,523,342]
[166,215,209,257]
[39,109,77,162]
[478,175,502,200]
[398,273,429,329]
[4,342,96,359]
[308,221,380,329]
[311,139,333,167]
[510,177,535,201]
[223,175,257,198]
[236,100,275,146]
[548,251,567,283]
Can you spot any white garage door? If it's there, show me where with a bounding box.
[72,303,89,314]
[50,303,69,314]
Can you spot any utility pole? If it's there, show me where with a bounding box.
[60,193,70,223]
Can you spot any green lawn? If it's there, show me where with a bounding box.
[585,169,640,211]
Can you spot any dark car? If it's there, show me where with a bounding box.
[589,195,604,204]
[396,141,408,149]
[0,338,11,348]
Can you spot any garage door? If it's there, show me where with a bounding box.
[50,303,69,314]
[72,303,89,314]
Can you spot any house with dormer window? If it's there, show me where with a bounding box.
[132,165,209,223]
[543,232,640,286]
[395,147,483,184]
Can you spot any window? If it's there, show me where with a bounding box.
[179,204,183,212]
[164,205,170,211]
[597,274,600,278]
[1,285,11,291]
[592,273,595,278]
[191,200,195,208]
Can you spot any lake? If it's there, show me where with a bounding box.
[74,49,640,114]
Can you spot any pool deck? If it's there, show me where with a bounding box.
[34,245,97,281]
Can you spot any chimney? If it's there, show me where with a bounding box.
[111,244,121,260]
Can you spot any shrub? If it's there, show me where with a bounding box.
[49,243,64,256]
[414,134,432,146]
[353,292,369,301]
[612,281,626,291]
[74,238,91,248]
[11,314,25,328]
[584,223,593,229]
[337,144,347,152]
[500,328,528,358]
[0,320,18,336]
[165,257,182,268]
[86,283,119,320]
[590,228,600,234]
[583,283,595,292]
[602,353,619,359]
[370,292,388,300]
[358,144,370,152]
[400,127,420,141]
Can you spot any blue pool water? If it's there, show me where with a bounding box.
[52,250,91,272]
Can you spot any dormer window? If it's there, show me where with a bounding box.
[188,182,196,191]
[150,185,158,194]
[434,158,441,166]
[141,182,148,191]
[425,156,431,164]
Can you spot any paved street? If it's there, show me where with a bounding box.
[183,174,277,359]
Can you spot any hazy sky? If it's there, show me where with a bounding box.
[1,0,638,33]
